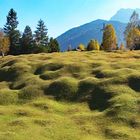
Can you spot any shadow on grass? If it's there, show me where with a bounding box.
[88,86,112,111]
[128,76,140,92]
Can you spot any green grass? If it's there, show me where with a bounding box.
[0,51,140,140]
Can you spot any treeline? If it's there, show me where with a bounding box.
[0,9,140,56]
[69,11,140,52]
[0,8,60,56]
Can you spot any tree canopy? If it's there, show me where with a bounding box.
[102,24,117,51]
[87,40,100,51]
[4,8,20,55]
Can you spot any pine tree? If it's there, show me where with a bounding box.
[35,19,48,46]
[4,8,20,55]
[102,24,117,51]
[21,26,33,54]
[87,40,100,51]
[48,37,60,53]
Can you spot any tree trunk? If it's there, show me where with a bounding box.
[2,52,4,58]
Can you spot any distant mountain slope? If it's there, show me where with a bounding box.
[110,8,140,23]
[57,19,126,51]
[0,28,3,32]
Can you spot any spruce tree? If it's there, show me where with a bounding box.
[48,37,60,53]
[35,19,48,46]
[21,26,33,54]
[102,24,117,50]
[4,8,20,54]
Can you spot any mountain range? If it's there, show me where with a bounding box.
[57,8,139,51]
[110,8,140,23]
[0,28,3,32]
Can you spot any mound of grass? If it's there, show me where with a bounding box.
[47,77,78,100]
[65,63,90,79]
[33,119,48,127]
[40,71,60,80]
[77,77,98,101]
[0,81,9,89]
[94,69,116,78]
[10,82,26,90]
[32,100,48,110]
[2,58,29,67]
[0,89,18,105]
[35,63,64,75]
[104,127,129,139]
[107,94,138,119]
[18,86,44,101]
[0,51,140,140]
[9,118,26,127]
[0,63,32,82]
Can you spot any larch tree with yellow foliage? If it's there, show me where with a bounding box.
[0,33,10,57]
[119,43,125,50]
[87,40,100,51]
[102,24,117,51]
[126,28,140,50]
[77,44,85,51]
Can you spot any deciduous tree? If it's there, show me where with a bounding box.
[126,28,140,50]
[77,44,85,51]
[102,24,117,50]
[87,40,100,51]
[0,34,10,57]
[125,11,140,39]
[119,43,125,50]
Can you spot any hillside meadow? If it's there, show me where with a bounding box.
[0,51,140,140]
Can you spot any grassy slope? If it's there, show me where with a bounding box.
[0,51,140,140]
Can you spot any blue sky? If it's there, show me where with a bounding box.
[0,0,140,37]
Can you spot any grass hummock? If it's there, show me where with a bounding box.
[0,51,139,140]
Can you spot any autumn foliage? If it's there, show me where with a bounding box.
[77,44,85,51]
[103,24,117,51]
[87,40,100,51]
[126,28,140,50]
[0,33,10,57]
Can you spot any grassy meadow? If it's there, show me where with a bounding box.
[0,51,140,140]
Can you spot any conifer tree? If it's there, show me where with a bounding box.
[125,11,140,39]
[87,40,100,51]
[48,37,60,53]
[102,24,117,50]
[4,8,20,54]
[35,19,48,46]
[119,43,125,50]
[21,26,33,53]
[77,44,85,51]
[126,28,140,50]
